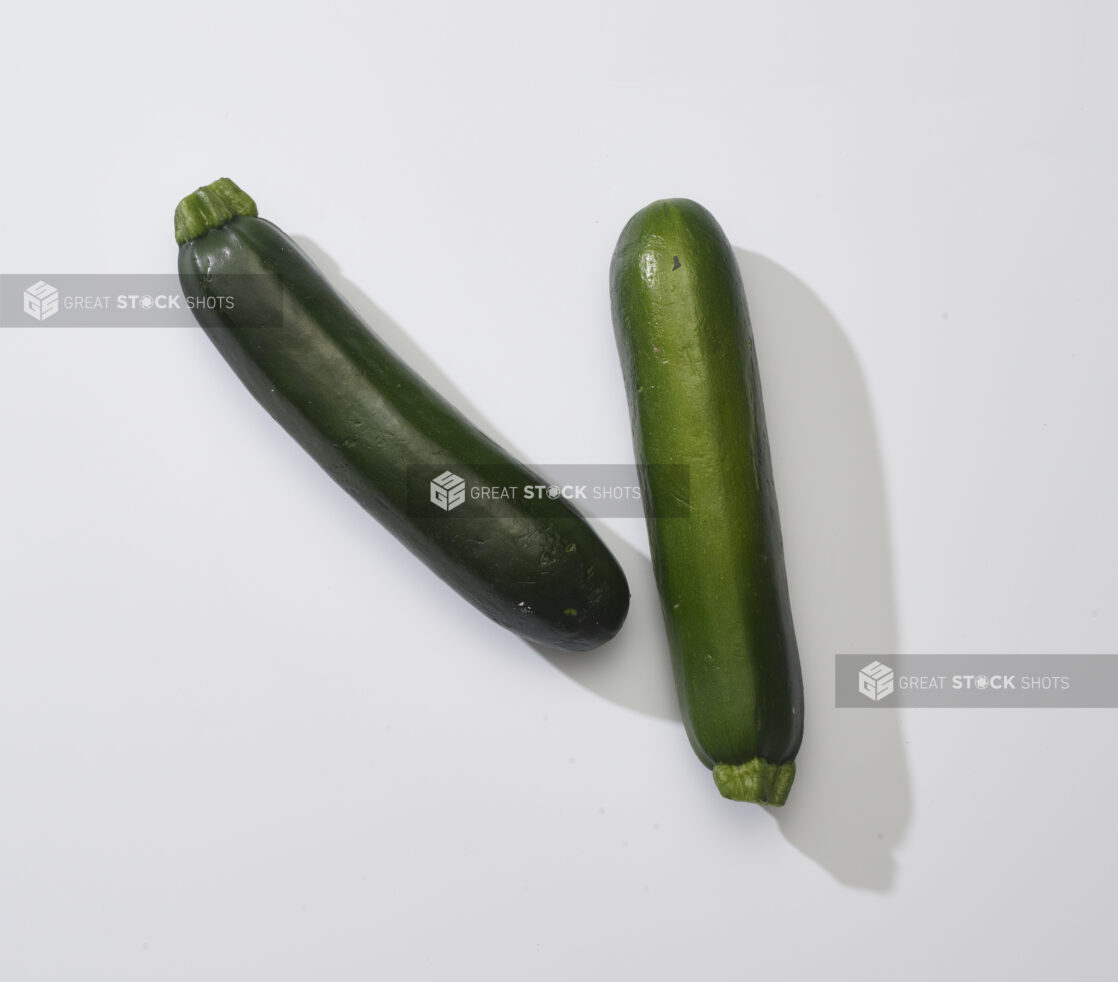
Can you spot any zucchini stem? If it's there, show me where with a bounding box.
[713,759,796,806]
[174,177,258,245]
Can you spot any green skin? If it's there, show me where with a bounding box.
[610,199,803,804]
[176,178,629,651]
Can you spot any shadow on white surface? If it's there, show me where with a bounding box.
[736,248,909,891]
[294,235,909,890]
[529,530,681,721]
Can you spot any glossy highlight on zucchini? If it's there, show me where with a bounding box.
[176,178,629,651]
[609,199,803,804]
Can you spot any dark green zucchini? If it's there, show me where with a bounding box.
[609,199,803,803]
[176,178,628,651]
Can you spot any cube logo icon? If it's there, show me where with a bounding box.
[859,660,894,701]
[430,470,466,511]
[24,281,60,321]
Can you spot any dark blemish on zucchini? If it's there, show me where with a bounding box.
[672,256,681,270]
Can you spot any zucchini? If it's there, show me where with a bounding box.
[175,178,629,651]
[609,199,803,803]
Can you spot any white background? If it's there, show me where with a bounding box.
[2,1,1117,978]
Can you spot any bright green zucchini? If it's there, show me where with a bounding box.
[175,178,629,651]
[609,199,803,804]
